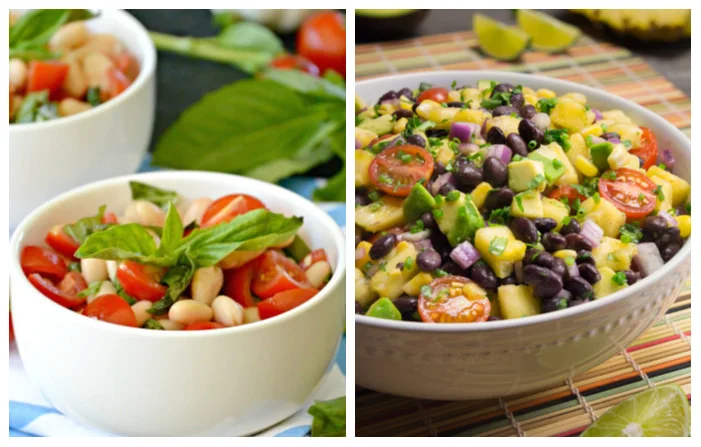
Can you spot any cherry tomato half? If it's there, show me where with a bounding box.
[418,276,491,323]
[630,127,658,170]
[547,185,587,208]
[252,250,309,299]
[416,87,449,104]
[223,258,260,307]
[257,288,318,320]
[183,321,225,331]
[27,273,86,309]
[368,145,435,197]
[297,11,345,77]
[108,68,131,98]
[85,294,137,327]
[20,246,68,280]
[116,261,167,302]
[111,51,140,82]
[299,249,328,270]
[102,212,119,225]
[270,54,320,77]
[599,168,657,219]
[26,61,69,94]
[45,225,81,258]
[201,194,266,228]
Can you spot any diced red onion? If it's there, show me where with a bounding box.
[399,229,431,242]
[607,136,621,144]
[355,246,367,261]
[381,98,400,108]
[660,149,676,170]
[592,108,603,121]
[355,139,362,149]
[366,263,380,278]
[580,219,604,248]
[450,122,476,142]
[413,239,433,251]
[487,144,512,164]
[449,241,481,270]
[458,142,480,154]
[658,210,678,227]
[430,172,455,196]
[634,243,665,278]
[532,113,551,131]
[385,135,406,148]
[480,118,489,138]
[514,261,524,283]
[589,136,606,146]
[567,262,579,279]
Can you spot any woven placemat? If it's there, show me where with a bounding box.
[355,30,691,437]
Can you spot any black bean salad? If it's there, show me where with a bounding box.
[354,80,691,323]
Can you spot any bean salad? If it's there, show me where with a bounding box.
[355,80,691,323]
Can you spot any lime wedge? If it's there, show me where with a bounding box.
[473,14,530,61]
[581,384,690,437]
[516,9,581,53]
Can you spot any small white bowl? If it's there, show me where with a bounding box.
[10,171,346,436]
[10,9,156,230]
[355,71,691,400]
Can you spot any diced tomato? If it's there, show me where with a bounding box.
[45,225,81,258]
[599,168,657,219]
[257,288,318,320]
[107,68,131,98]
[630,127,659,170]
[418,276,491,323]
[85,294,137,327]
[26,61,69,94]
[27,273,86,309]
[201,194,266,228]
[252,250,310,299]
[111,51,140,81]
[270,54,320,77]
[102,212,119,224]
[20,246,68,280]
[116,261,167,302]
[183,321,225,330]
[297,11,345,77]
[223,259,260,307]
[299,249,328,270]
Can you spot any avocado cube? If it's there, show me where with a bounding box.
[436,192,484,246]
[403,183,437,221]
[365,297,402,320]
[511,190,544,218]
[498,285,540,319]
[358,114,394,136]
[527,143,568,184]
[508,159,546,192]
[356,196,407,233]
[590,141,613,171]
[580,196,626,237]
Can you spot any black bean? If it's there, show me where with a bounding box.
[675,205,690,216]
[421,212,437,230]
[566,233,593,251]
[492,83,514,94]
[533,251,556,269]
[369,234,397,260]
[576,250,595,265]
[518,119,540,145]
[412,102,420,114]
[378,90,398,103]
[551,258,567,278]
[600,132,621,141]
[542,232,567,252]
[663,227,683,244]
[455,162,483,189]
[487,316,502,321]
[405,134,426,148]
[569,299,587,307]
[510,217,539,244]
[482,157,508,187]
[492,105,520,117]
[486,126,506,145]
[505,133,528,157]
[560,219,581,235]
[660,243,681,262]
[643,215,668,234]
[426,128,449,138]
[416,249,442,272]
[446,101,465,108]
[483,188,514,211]
[438,182,456,195]
[500,274,517,286]
[441,260,464,276]
[355,227,362,247]
[564,277,594,300]
[397,87,414,101]
[520,104,537,119]
[393,295,418,317]
[355,301,363,314]
[392,108,413,120]
[533,218,557,233]
[523,264,563,299]
[578,263,601,284]
[434,161,447,176]
[510,93,524,109]
[623,270,640,285]
[469,263,499,290]
[542,294,568,313]
[355,191,371,206]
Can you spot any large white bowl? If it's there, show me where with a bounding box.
[10,171,346,436]
[355,71,691,400]
[9,9,156,230]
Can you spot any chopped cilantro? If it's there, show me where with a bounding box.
[536,98,558,114]
[446,190,461,202]
[410,219,425,234]
[488,207,511,226]
[432,209,444,220]
[653,185,665,201]
[564,256,575,266]
[619,223,643,244]
[622,140,632,148]
[658,163,667,170]
[592,192,600,204]
[378,261,387,272]
[420,284,433,298]
[600,123,609,133]
[528,140,538,150]
[488,236,508,256]
[434,195,445,205]
[404,256,415,270]
[552,159,563,169]
[451,80,457,90]
[637,192,646,203]
[368,190,382,202]
[556,298,568,310]
[433,269,449,278]
[513,154,524,161]
[515,195,524,213]
[612,271,627,286]
[418,82,433,92]
[602,171,617,180]
[543,129,572,151]
[527,173,546,190]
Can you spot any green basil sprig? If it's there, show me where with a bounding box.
[129,182,179,209]
[10,9,96,60]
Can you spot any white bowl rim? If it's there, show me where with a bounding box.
[9,9,156,133]
[10,171,346,338]
[355,70,691,333]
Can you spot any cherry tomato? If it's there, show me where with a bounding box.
[416,87,449,104]
[369,145,435,197]
[85,294,137,327]
[116,261,167,302]
[223,258,261,307]
[183,321,225,331]
[297,11,345,77]
[630,127,659,170]
[9,312,14,343]
[20,246,68,280]
[45,225,81,258]
[270,54,320,77]
[107,68,131,98]
[418,276,491,323]
[257,288,318,320]
[27,273,86,309]
[26,61,69,94]
[102,212,119,224]
[59,271,88,297]
[299,249,328,270]
[547,185,587,208]
[111,51,140,81]
[599,168,657,219]
[252,250,309,299]
[201,194,266,228]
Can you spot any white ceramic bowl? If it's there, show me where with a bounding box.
[10,171,346,436]
[355,71,691,400]
[9,9,156,230]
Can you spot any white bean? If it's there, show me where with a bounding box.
[80,258,108,283]
[96,281,116,297]
[131,301,153,327]
[211,295,244,327]
[49,22,89,51]
[9,58,27,91]
[82,51,114,92]
[123,200,166,227]
[191,266,224,306]
[10,95,22,120]
[243,307,261,324]
[182,197,213,226]
[158,320,184,331]
[305,261,332,289]
[61,57,88,98]
[218,250,264,269]
[58,98,91,117]
[168,299,213,325]
[106,261,119,283]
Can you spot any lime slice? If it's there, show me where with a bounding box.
[473,14,530,61]
[516,9,581,53]
[581,384,690,437]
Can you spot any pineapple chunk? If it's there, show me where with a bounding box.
[607,144,640,170]
[485,115,521,136]
[498,285,540,319]
[677,215,691,238]
[456,87,483,106]
[454,108,491,124]
[402,272,434,296]
[355,128,378,148]
[524,93,538,106]
[370,241,419,299]
[592,237,638,271]
[416,100,460,128]
[356,196,407,233]
[392,117,408,134]
[542,197,570,231]
[608,123,642,147]
[355,268,378,309]
[355,150,374,187]
[536,88,556,99]
[553,249,578,261]
[649,176,674,212]
[355,241,373,270]
[579,124,604,137]
[435,142,456,166]
[593,267,628,299]
[511,190,544,218]
[602,109,634,124]
[647,166,690,206]
[470,182,493,209]
[580,197,627,237]
[474,226,527,278]
[560,92,587,105]
[550,100,591,131]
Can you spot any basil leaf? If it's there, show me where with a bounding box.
[86,87,102,106]
[143,319,165,330]
[10,9,95,49]
[129,181,179,208]
[147,256,195,316]
[313,167,346,202]
[77,281,103,298]
[14,91,50,124]
[262,69,346,102]
[63,205,107,243]
[113,276,137,305]
[34,102,59,122]
[158,204,184,255]
[75,223,172,266]
[216,22,283,55]
[9,47,59,61]
[307,397,346,437]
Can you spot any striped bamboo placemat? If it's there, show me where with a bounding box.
[355,30,691,437]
